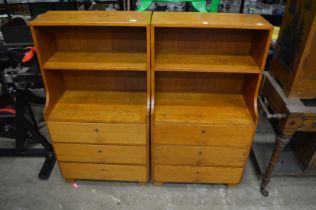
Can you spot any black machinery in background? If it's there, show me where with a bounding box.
[0,17,56,179]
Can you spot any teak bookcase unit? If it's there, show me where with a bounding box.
[30,11,152,182]
[151,12,273,185]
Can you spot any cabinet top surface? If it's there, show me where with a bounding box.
[30,11,152,26]
[152,12,273,29]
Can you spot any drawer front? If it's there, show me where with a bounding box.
[60,162,147,182]
[154,165,243,184]
[154,124,254,146]
[154,145,249,167]
[48,122,146,144]
[55,143,147,165]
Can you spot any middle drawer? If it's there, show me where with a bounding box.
[54,143,147,165]
[154,145,248,167]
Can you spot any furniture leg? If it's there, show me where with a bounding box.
[260,135,291,196]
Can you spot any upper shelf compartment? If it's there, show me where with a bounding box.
[30,11,151,71]
[152,12,273,74]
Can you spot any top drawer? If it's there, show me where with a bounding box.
[47,122,146,145]
[154,124,254,146]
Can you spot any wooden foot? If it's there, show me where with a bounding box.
[227,183,238,187]
[138,182,147,186]
[260,135,291,197]
[64,178,75,183]
[153,181,163,186]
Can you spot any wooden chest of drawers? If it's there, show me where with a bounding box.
[151,12,273,185]
[30,11,152,182]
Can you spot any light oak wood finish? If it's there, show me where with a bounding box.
[60,162,147,182]
[48,90,147,123]
[44,52,147,71]
[154,166,243,184]
[154,145,249,167]
[154,124,254,147]
[155,93,254,126]
[30,11,151,182]
[48,122,146,145]
[151,12,272,184]
[54,143,146,165]
[31,11,152,27]
[151,12,272,29]
[155,54,260,73]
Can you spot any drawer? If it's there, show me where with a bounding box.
[154,124,254,146]
[55,143,147,165]
[154,145,249,167]
[60,162,147,182]
[48,122,146,144]
[154,165,243,184]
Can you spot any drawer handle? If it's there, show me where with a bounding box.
[202,130,205,134]
[98,150,102,153]
[95,128,99,132]
[199,152,202,155]
[196,171,200,175]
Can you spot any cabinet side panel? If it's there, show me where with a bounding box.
[250,30,273,70]
[31,26,64,119]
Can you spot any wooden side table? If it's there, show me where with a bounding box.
[256,71,316,196]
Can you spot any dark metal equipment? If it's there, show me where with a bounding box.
[0,18,56,179]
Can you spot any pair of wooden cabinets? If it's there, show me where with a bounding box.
[30,11,272,185]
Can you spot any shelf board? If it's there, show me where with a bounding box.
[30,11,152,27]
[44,52,147,71]
[152,12,273,30]
[48,90,147,123]
[155,53,260,73]
[155,92,254,126]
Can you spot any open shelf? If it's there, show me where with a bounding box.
[33,25,149,72]
[44,52,147,71]
[153,27,272,74]
[155,53,260,73]
[155,92,254,126]
[48,90,147,124]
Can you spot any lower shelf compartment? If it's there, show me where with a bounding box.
[154,165,243,184]
[154,92,254,126]
[60,162,148,182]
[55,143,147,165]
[49,90,147,123]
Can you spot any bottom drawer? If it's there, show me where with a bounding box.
[154,165,243,184]
[60,162,147,182]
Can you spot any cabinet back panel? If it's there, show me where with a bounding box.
[60,70,147,91]
[50,26,146,52]
[155,72,244,94]
[155,28,253,55]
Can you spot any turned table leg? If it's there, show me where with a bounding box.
[260,135,291,196]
